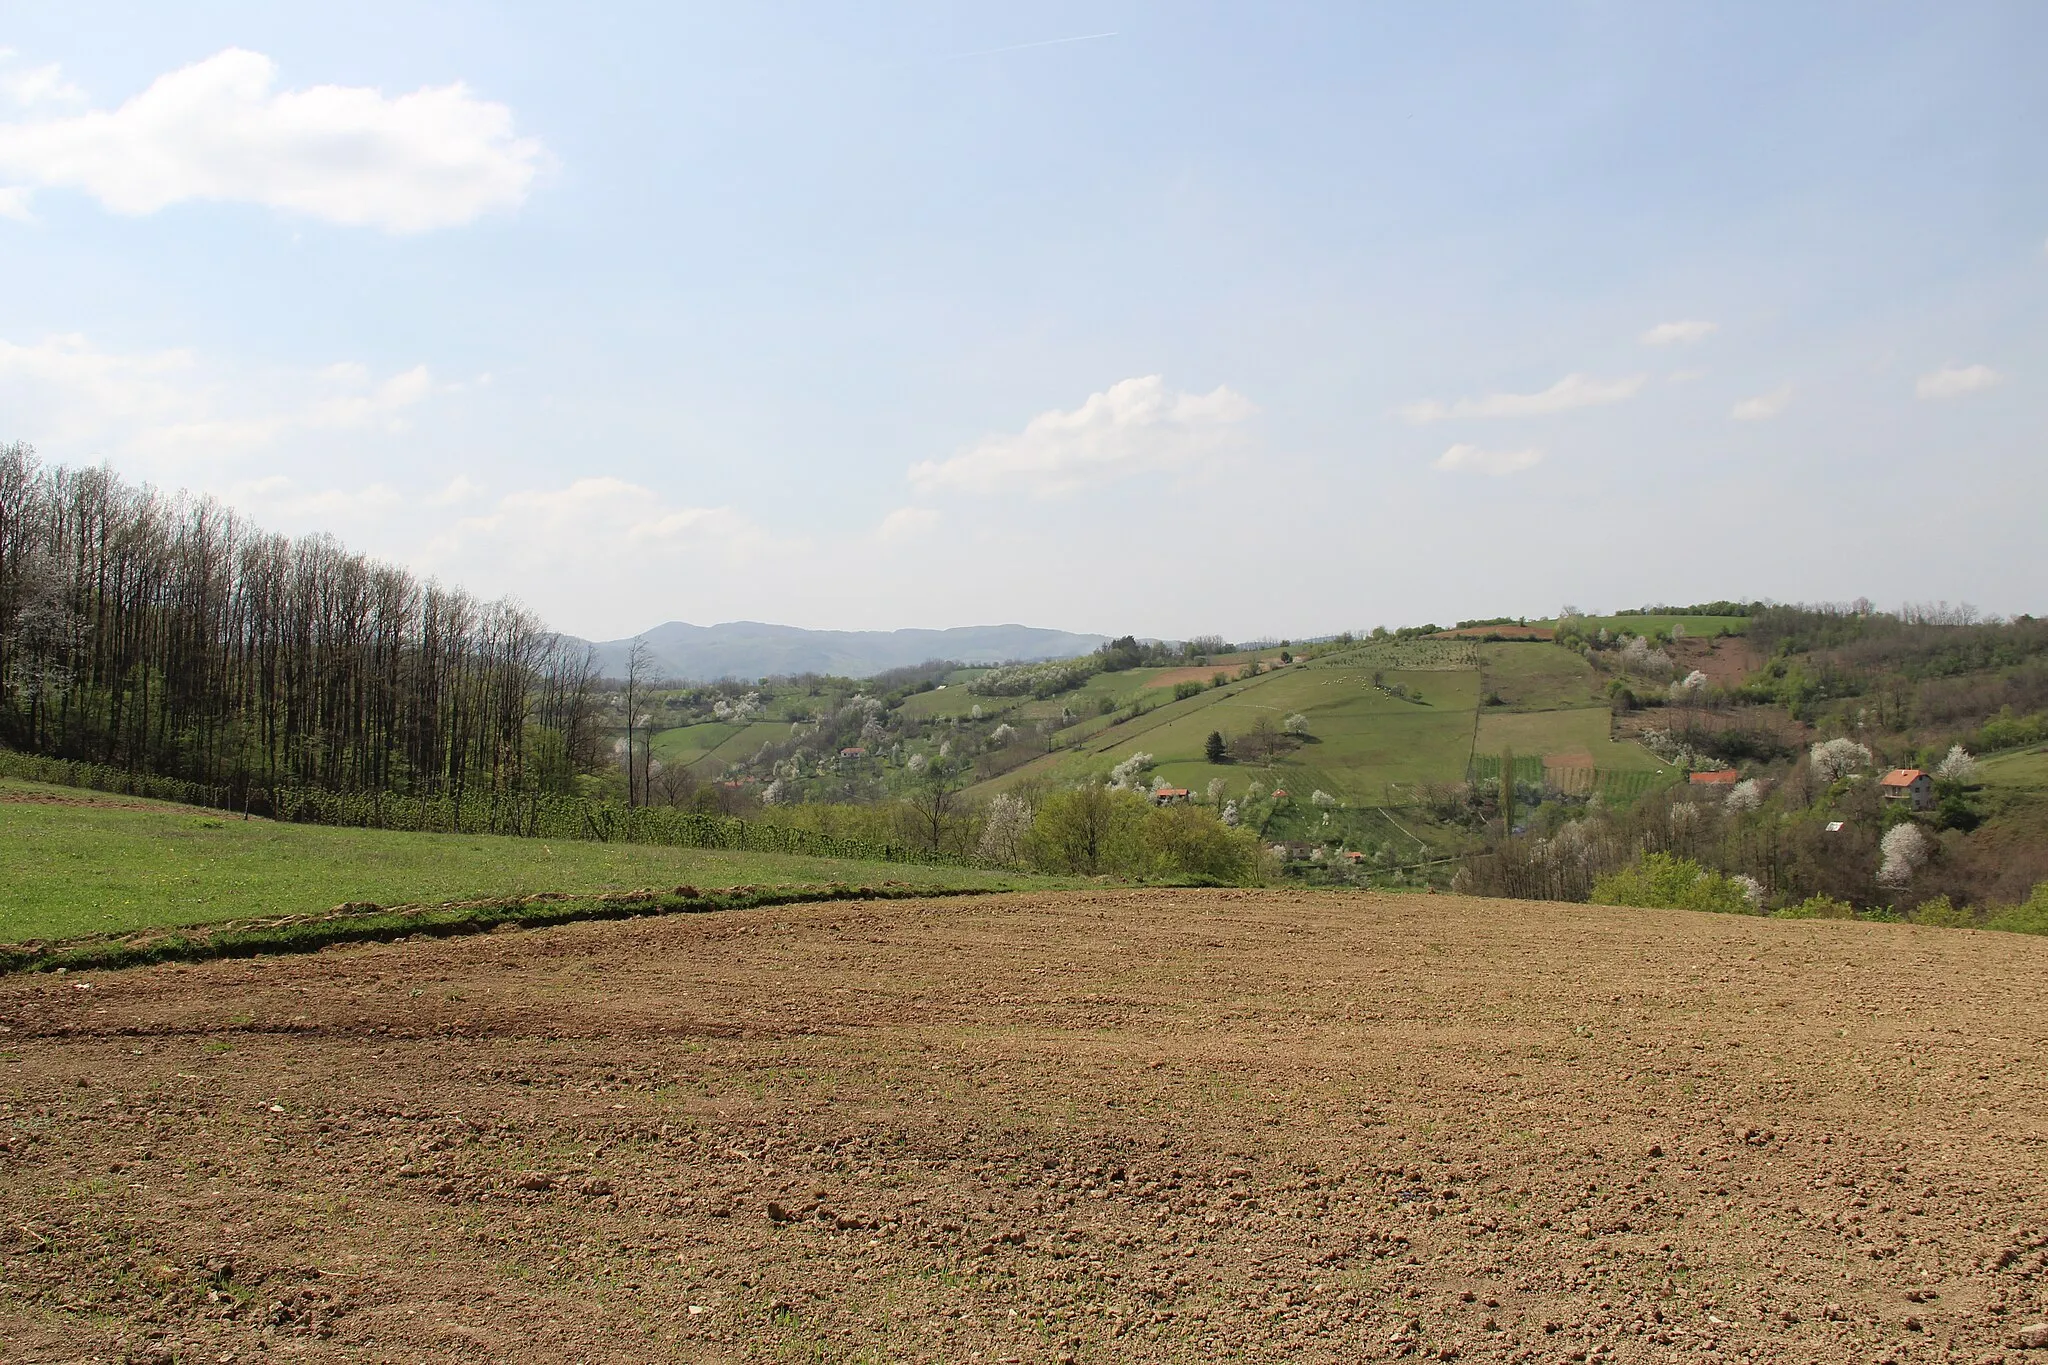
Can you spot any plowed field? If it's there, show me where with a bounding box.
[3,890,2045,1363]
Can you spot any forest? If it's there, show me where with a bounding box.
[0,443,607,810]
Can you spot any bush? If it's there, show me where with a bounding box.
[1984,883,2048,936]
[1173,680,1206,701]
[1589,853,1757,915]
[1910,895,1975,928]
[1139,804,1261,884]
[1772,894,1855,920]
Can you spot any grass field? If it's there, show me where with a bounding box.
[1477,641,1603,710]
[1472,705,1667,771]
[1540,613,1749,637]
[1979,745,2048,790]
[0,778,1060,943]
[649,719,794,775]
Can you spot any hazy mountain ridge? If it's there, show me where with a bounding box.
[583,621,1109,682]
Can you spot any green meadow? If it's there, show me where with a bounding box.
[0,778,1062,944]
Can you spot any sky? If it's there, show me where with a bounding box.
[1,2,2044,642]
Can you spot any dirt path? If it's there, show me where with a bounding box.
[3,890,2044,1363]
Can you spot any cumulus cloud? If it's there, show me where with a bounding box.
[1915,363,2001,400]
[0,48,547,232]
[1640,320,1717,346]
[1431,443,1542,476]
[0,50,86,109]
[908,375,1254,497]
[1729,385,1793,421]
[1398,372,1646,424]
[0,331,445,466]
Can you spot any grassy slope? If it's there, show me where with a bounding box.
[1478,643,1605,711]
[1537,614,1750,636]
[1474,707,1667,771]
[1979,746,2048,790]
[0,778,1063,943]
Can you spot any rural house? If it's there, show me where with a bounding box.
[1878,768,1935,810]
[1689,769,1740,788]
[1150,787,1190,806]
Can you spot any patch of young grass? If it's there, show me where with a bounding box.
[0,777,1066,943]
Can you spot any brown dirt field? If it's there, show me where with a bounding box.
[3,889,2046,1364]
[1142,660,1291,690]
[1671,637,1762,688]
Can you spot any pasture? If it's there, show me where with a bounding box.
[1978,745,2048,790]
[0,778,1053,944]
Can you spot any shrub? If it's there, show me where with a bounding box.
[1589,853,1756,915]
[1772,894,1855,920]
[1139,804,1261,884]
[1173,680,1206,701]
[1910,895,1974,928]
[1983,883,2048,936]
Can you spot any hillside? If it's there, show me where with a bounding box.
[584,620,1109,682]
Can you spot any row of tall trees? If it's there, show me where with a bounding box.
[0,444,606,804]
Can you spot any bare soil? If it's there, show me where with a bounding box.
[3,889,2045,1364]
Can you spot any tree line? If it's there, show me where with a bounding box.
[0,444,607,807]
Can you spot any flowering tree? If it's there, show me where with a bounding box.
[989,722,1018,746]
[1668,669,1708,701]
[1219,800,1239,827]
[977,792,1033,863]
[1810,737,1874,783]
[1283,713,1310,736]
[1311,789,1337,807]
[1107,751,1155,790]
[1619,636,1675,678]
[1724,777,1764,813]
[1206,777,1226,806]
[1877,822,1931,888]
[1729,873,1764,910]
[1934,744,1979,782]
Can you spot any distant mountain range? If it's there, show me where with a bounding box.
[579,621,1108,682]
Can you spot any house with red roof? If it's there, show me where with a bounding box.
[1878,768,1934,810]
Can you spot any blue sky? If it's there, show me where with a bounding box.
[2,2,2043,640]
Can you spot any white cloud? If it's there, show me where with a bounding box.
[1398,372,1646,424]
[0,48,547,233]
[876,505,941,540]
[1431,443,1542,476]
[0,330,444,466]
[0,185,29,220]
[0,54,86,109]
[1914,363,2001,400]
[1729,385,1792,421]
[1640,320,1717,346]
[908,375,1254,497]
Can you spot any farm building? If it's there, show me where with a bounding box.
[838,746,868,759]
[1150,787,1190,805]
[1878,768,1934,810]
[1689,769,1740,788]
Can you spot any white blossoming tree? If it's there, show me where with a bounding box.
[1311,789,1338,808]
[989,722,1018,746]
[1107,751,1155,790]
[1724,777,1764,813]
[1810,738,1874,783]
[1877,822,1931,888]
[1934,744,1979,782]
[1283,713,1310,737]
[977,793,1033,863]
